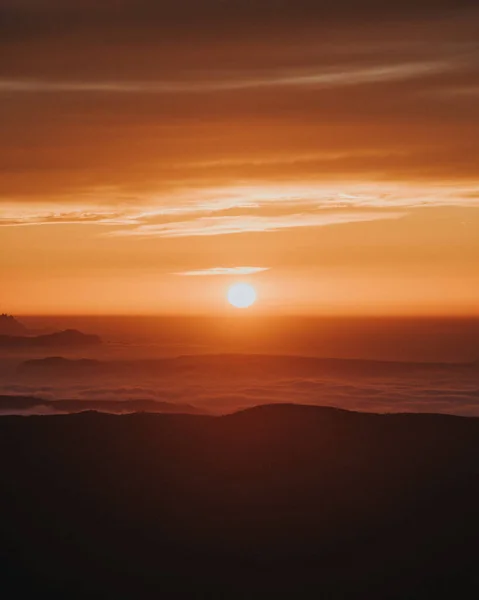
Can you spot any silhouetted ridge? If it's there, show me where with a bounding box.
[0,314,27,336]
[0,329,101,348]
[17,352,477,375]
[18,356,101,372]
[0,394,204,415]
[0,407,478,597]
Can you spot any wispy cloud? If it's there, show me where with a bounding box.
[0,210,140,227]
[111,211,406,238]
[174,266,269,276]
[0,61,453,95]
[2,183,478,236]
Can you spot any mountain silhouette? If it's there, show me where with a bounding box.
[18,356,102,373]
[0,394,205,415]
[0,314,28,336]
[0,404,478,597]
[0,329,101,348]
[16,352,478,377]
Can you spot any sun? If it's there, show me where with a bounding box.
[227,282,257,309]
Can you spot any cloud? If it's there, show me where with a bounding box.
[1,182,478,238]
[0,210,140,227]
[1,1,478,234]
[110,211,406,238]
[0,61,453,95]
[174,267,269,276]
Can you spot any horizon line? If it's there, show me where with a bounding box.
[10,312,479,320]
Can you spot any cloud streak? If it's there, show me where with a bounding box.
[0,210,141,227]
[3,181,478,238]
[0,61,454,95]
[174,267,269,276]
[110,210,406,238]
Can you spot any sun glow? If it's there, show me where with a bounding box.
[227,283,257,309]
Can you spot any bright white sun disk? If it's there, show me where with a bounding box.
[227,283,257,309]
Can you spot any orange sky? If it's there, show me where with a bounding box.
[1,1,479,315]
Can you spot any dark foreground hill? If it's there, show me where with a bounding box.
[1,405,479,598]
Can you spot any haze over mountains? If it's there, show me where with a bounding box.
[0,329,102,348]
[17,314,479,363]
[0,315,477,416]
[0,314,102,349]
[0,352,477,416]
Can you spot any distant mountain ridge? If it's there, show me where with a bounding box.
[0,314,57,336]
[0,314,28,336]
[19,356,101,371]
[17,352,478,376]
[0,394,204,415]
[0,329,101,348]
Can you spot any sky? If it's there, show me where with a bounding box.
[1,1,479,315]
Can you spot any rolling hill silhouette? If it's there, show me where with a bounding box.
[0,405,478,597]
